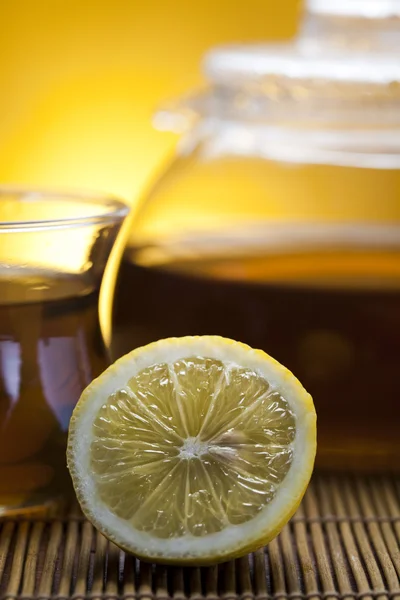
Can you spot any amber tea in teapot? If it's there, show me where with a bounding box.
[112,217,400,472]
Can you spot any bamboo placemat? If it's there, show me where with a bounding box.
[0,475,399,600]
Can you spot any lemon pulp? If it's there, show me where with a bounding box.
[90,356,295,540]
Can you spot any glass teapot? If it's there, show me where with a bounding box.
[107,0,400,471]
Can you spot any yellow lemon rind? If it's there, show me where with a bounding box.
[67,335,316,566]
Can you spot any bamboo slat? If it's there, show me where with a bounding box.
[0,476,399,600]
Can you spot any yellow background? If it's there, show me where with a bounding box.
[0,1,299,206]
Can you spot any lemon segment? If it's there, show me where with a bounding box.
[67,336,316,565]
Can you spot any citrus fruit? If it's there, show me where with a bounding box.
[67,336,316,565]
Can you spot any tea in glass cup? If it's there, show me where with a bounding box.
[0,188,128,515]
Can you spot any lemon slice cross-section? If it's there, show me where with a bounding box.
[67,336,316,565]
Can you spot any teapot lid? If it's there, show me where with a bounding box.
[204,0,400,85]
[307,0,400,19]
[155,0,400,131]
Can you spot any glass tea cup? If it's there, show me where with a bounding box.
[0,188,128,516]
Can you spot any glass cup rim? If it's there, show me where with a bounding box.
[0,185,129,231]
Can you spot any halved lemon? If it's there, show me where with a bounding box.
[67,336,316,565]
